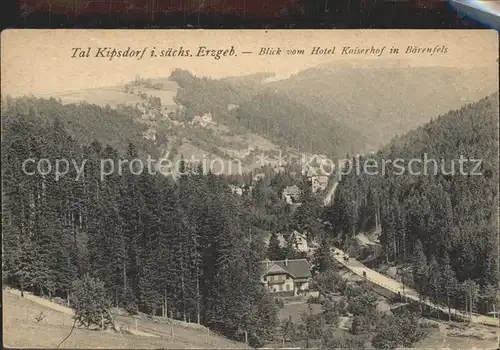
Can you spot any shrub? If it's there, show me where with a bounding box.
[420,320,439,329]
[70,274,114,330]
[275,297,285,309]
[371,311,428,349]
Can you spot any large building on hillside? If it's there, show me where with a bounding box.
[260,258,312,296]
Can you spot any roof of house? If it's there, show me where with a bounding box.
[283,185,301,196]
[253,173,265,181]
[265,263,290,276]
[261,259,312,279]
[305,166,330,177]
[291,230,307,241]
[312,176,329,183]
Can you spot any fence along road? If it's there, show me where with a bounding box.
[330,247,498,327]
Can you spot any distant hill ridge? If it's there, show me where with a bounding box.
[8,64,495,168]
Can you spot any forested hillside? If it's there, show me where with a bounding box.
[327,93,499,315]
[236,92,365,156]
[18,63,495,163]
[1,103,284,347]
[267,64,496,148]
[20,65,492,161]
[1,96,159,158]
[170,69,367,156]
[170,65,495,154]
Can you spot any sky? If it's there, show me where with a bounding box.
[1,29,498,96]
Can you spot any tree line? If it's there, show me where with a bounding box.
[1,100,282,347]
[326,93,499,316]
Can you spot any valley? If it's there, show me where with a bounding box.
[2,62,498,349]
[30,62,497,177]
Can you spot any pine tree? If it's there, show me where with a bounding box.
[312,238,333,274]
[427,256,441,314]
[245,290,280,348]
[461,280,481,317]
[298,304,325,348]
[281,317,297,343]
[267,232,283,260]
[11,237,39,297]
[71,274,113,329]
[412,239,429,301]
[440,254,458,320]
[119,143,145,311]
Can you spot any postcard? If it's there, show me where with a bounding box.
[1,29,499,349]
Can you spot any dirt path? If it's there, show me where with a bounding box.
[283,301,306,306]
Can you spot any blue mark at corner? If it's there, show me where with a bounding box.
[449,0,500,30]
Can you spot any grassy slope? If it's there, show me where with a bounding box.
[3,289,246,349]
[42,80,179,109]
[53,87,143,108]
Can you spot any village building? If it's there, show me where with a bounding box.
[143,128,156,141]
[252,172,265,183]
[311,175,329,193]
[161,106,176,119]
[227,103,239,112]
[189,112,213,127]
[274,166,286,174]
[260,258,312,296]
[170,120,185,127]
[282,185,301,204]
[136,103,147,114]
[229,185,243,196]
[303,166,330,193]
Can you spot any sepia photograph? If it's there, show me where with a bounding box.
[1,30,499,349]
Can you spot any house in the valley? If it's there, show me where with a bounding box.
[136,103,147,113]
[227,103,239,112]
[190,112,214,127]
[260,258,312,296]
[311,175,329,193]
[253,172,265,183]
[303,166,329,193]
[143,128,156,141]
[229,185,243,196]
[282,185,301,204]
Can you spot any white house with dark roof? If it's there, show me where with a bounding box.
[311,175,329,193]
[260,259,312,296]
[229,185,243,196]
[303,166,330,193]
[282,185,301,204]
